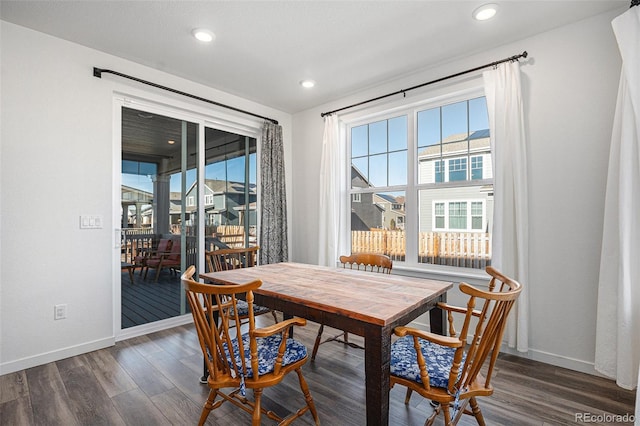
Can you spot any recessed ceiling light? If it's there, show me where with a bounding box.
[167,140,176,145]
[300,79,316,89]
[473,4,498,21]
[192,28,215,43]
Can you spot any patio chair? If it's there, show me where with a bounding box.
[144,239,181,282]
[181,266,320,426]
[205,246,278,324]
[389,266,522,426]
[133,238,172,276]
[311,252,393,361]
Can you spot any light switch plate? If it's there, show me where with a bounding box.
[80,215,103,229]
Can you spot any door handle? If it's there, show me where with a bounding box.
[115,229,122,249]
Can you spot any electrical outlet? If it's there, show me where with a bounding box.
[54,304,67,320]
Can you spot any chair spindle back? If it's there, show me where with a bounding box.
[339,253,392,274]
[182,266,262,384]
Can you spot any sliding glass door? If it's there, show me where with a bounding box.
[203,127,257,251]
[120,106,198,329]
[118,104,258,331]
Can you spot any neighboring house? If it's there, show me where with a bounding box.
[122,178,256,234]
[374,193,406,230]
[350,165,383,230]
[350,165,405,231]
[183,179,257,228]
[121,185,153,228]
[417,130,494,234]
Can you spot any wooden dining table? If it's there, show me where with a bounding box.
[199,261,453,426]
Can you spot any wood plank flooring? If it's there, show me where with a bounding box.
[1,318,635,425]
[121,270,183,329]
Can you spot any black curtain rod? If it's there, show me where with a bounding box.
[321,50,528,118]
[93,67,278,125]
[632,0,639,8]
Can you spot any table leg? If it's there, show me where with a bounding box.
[364,326,391,426]
[283,312,293,338]
[429,293,447,335]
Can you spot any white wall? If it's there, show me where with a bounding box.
[0,21,292,374]
[291,9,624,375]
[0,7,626,377]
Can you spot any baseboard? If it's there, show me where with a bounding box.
[116,314,193,342]
[500,345,602,377]
[0,336,115,376]
[408,318,602,378]
[0,315,195,376]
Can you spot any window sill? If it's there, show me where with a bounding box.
[392,263,488,285]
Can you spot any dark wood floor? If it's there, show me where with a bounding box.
[0,317,635,425]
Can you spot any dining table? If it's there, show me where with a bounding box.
[199,261,453,426]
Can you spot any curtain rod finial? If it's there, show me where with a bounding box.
[631,0,639,8]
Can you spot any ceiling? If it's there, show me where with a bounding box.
[121,106,253,171]
[0,1,627,114]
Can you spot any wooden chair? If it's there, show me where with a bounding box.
[144,239,181,282]
[133,237,172,276]
[389,266,522,426]
[311,253,393,361]
[206,246,259,271]
[205,246,278,324]
[181,266,320,426]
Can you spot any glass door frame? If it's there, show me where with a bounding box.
[112,91,263,340]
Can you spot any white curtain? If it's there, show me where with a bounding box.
[595,5,640,391]
[483,61,530,353]
[318,115,347,266]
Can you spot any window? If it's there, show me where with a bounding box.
[449,202,467,229]
[471,156,483,180]
[351,116,407,188]
[471,201,483,230]
[449,158,467,182]
[350,116,406,237]
[434,202,445,229]
[187,196,195,207]
[348,93,492,270]
[204,194,213,205]
[434,160,444,183]
[432,200,485,232]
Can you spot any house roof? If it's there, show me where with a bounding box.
[418,131,491,159]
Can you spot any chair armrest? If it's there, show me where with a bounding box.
[437,302,483,317]
[394,326,463,348]
[251,317,307,339]
[144,249,172,257]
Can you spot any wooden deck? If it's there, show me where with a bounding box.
[121,268,184,329]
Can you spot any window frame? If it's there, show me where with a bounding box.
[431,199,487,232]
[345,85,491,274]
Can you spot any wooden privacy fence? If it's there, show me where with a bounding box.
[351,230,492,269]
[212,225,246,248]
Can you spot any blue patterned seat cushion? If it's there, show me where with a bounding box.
[390,335,465,389]
[224,333,307,378]
[230,299,272,318]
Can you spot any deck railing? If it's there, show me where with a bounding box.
[351,230,492,269]
[120,229,197,270]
